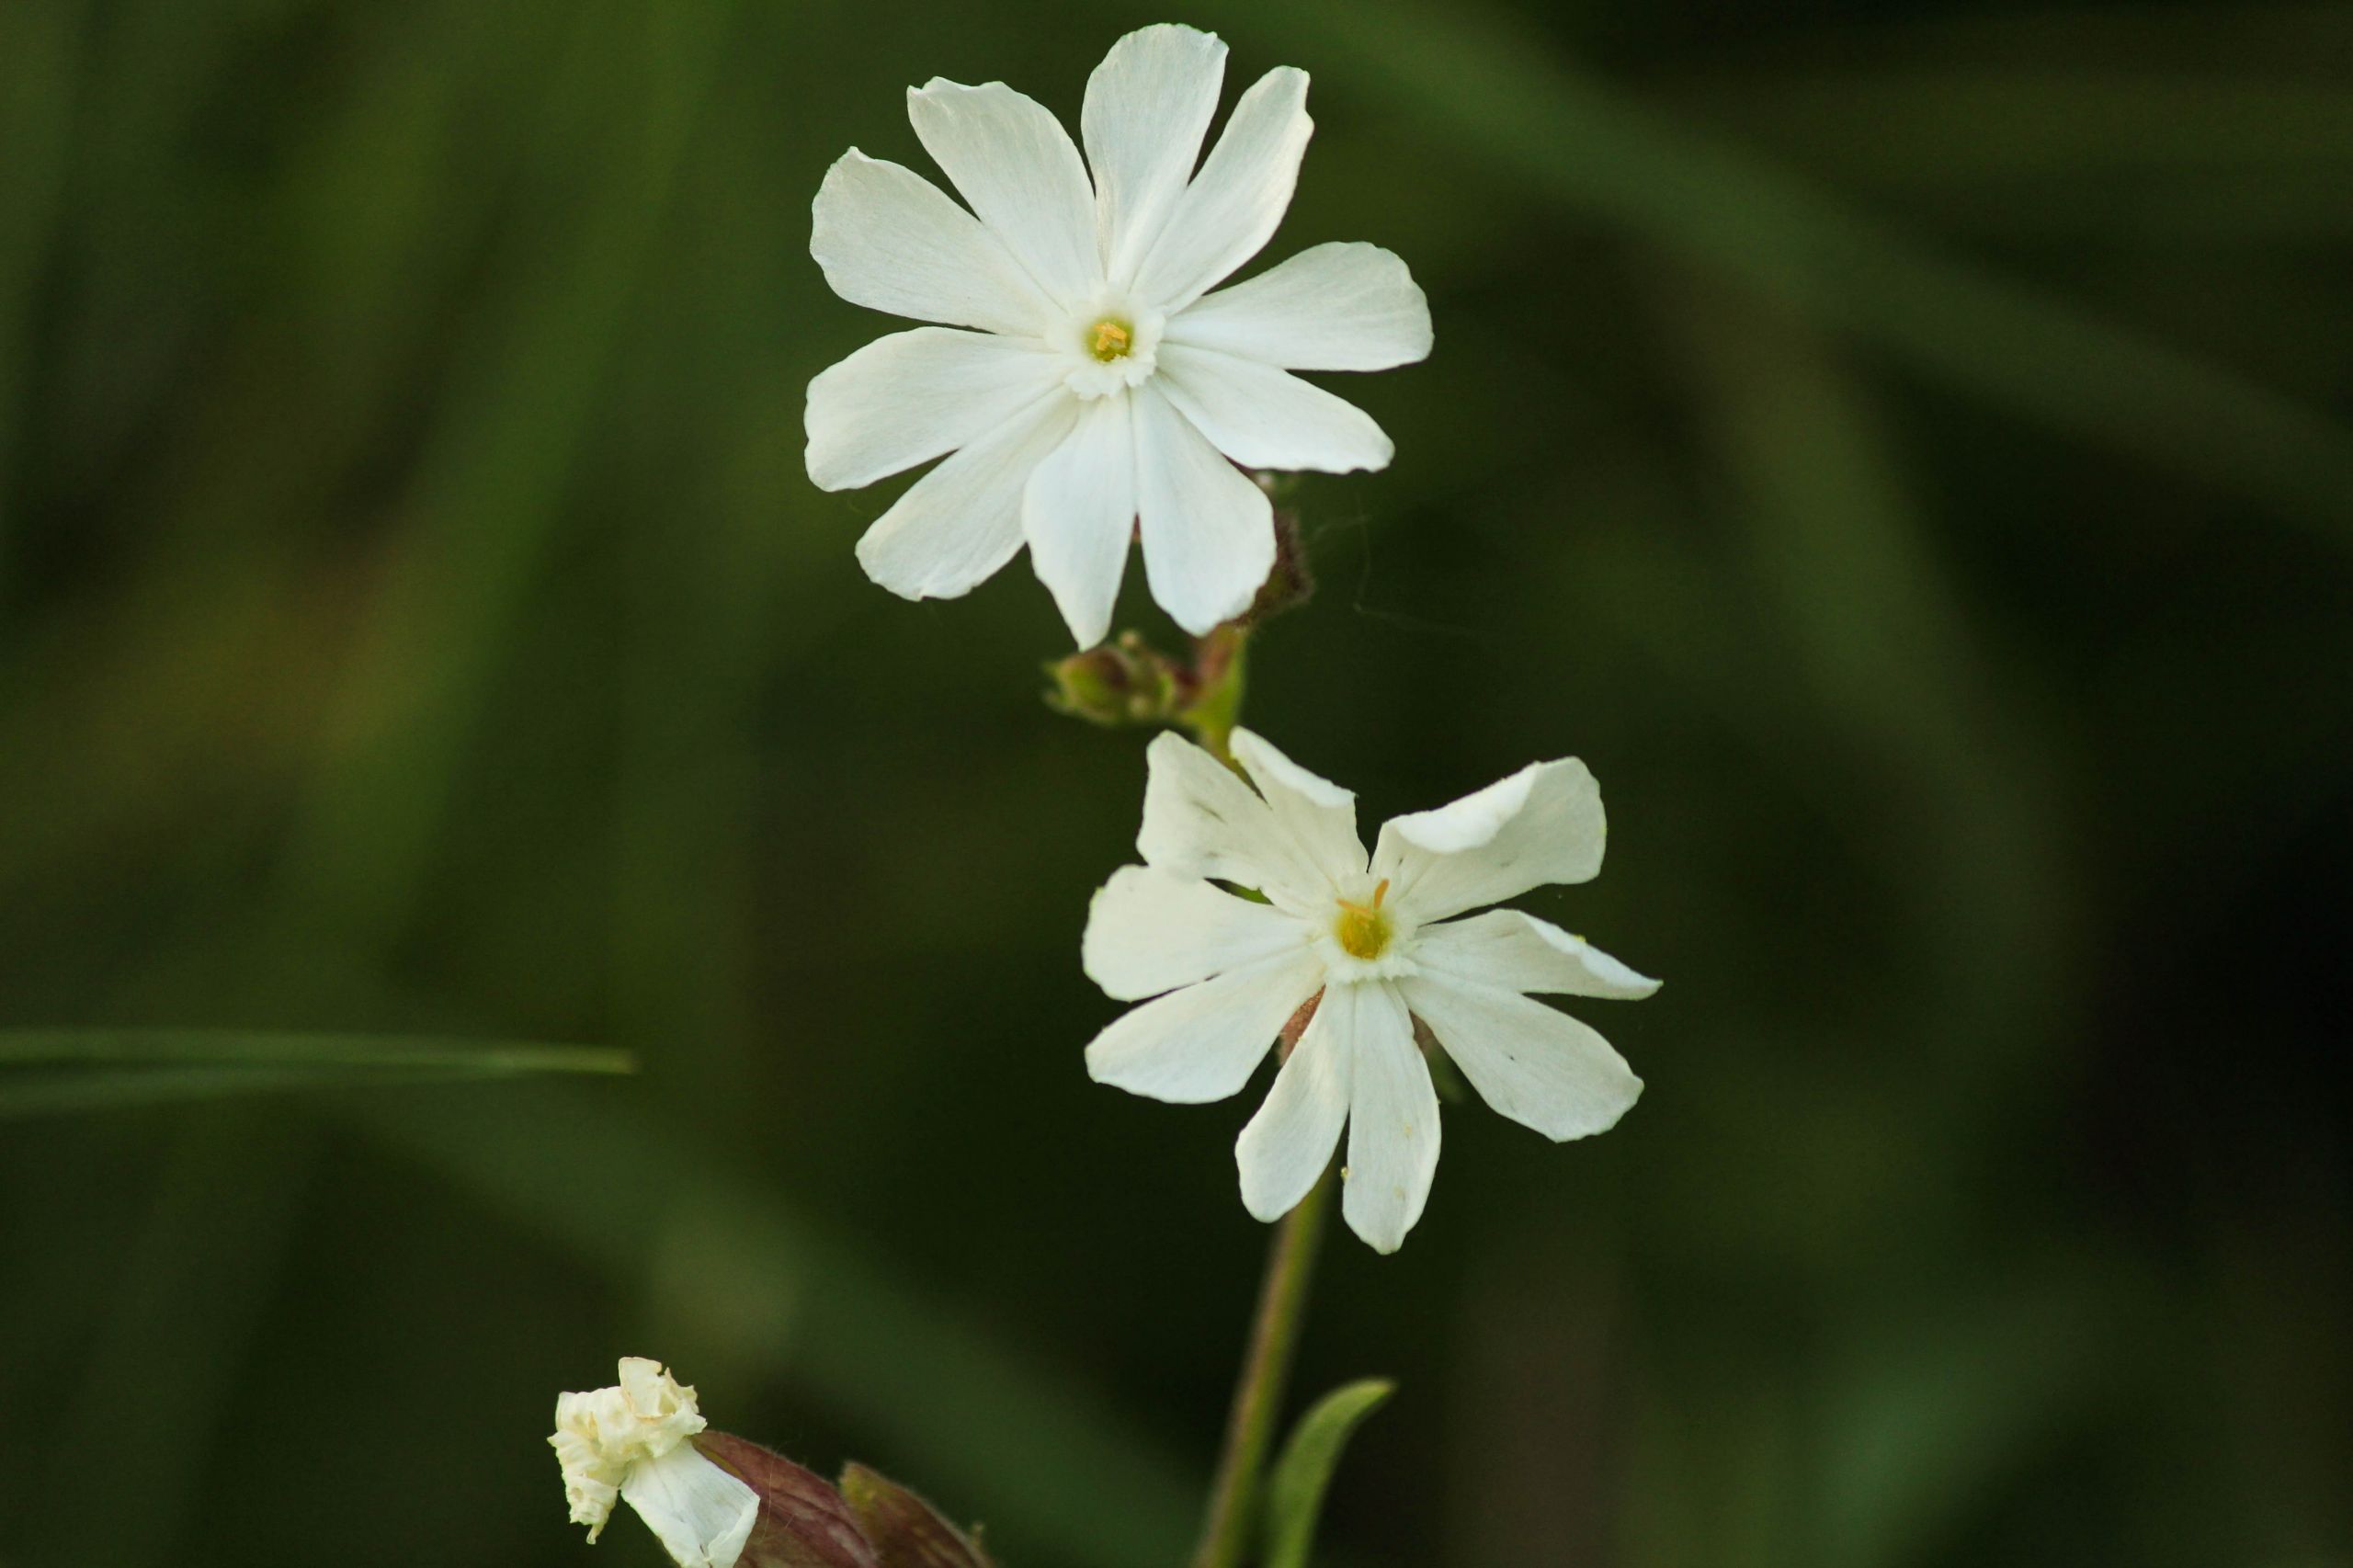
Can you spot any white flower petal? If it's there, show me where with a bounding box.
[810,151,1058,335]
[1083,864,1308,1003]
[1167,242,1434,370]
[1154,343,1393,474]
[1132,384,1275,634]
[856,392,1076,602]
[807,327,1063,492]
[1132,67,1313,312]
[1411,909,1660,1000]
[907,78,1101,310]
[1085,949,1324,1103]
[1374,758,1606,923]
[1022,393,1137,648]
[1339,980,1438,1254]
[616,1358,704,1438]
[1084,24,1229,290]
[620,1442,760,1568]
[1236,986,1351,1221]
[551,1426,622,1540]
[1229,728,1368,887]
[1400,971,1641,1142]
[1137,729,1333,913]
[550,1360,711,1547]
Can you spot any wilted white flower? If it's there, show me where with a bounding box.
[550,1358,759,1567]
[1083,730,1657,1253]
[808,23,1432,647]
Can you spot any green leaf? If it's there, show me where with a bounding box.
[0,1028,633,1118]
[1261,1379,1396,1568]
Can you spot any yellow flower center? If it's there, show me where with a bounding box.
[1087,317,1135,362]
[1334,878,1393,960]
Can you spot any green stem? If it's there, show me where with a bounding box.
[1178,624,1249,767]
[1189,1165,1336,1568]
[1185,585,1315,1565]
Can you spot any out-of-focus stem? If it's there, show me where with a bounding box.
[1188,1165,1336,1568]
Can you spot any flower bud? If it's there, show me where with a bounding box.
[1043,632,1178,727]
[838,1463,994,1568]
[693,1432,880,1568]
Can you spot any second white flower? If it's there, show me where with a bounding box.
[1082,730,1658,1253]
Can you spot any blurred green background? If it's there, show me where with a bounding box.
[3,0,2349,1564]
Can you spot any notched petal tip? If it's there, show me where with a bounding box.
[1555,1071,1643,1142]
[1126,19,1222,46]
[1393,760,1581,856]
[1080,1037,1119,1085]
[1237,1183,1297,1225]
[1607,968,1662,1001]
[1230,728,1352,808]
[1142,724,1208,770]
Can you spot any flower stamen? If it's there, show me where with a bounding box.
[1333,878,1393,960]
[1088,317,1134,362]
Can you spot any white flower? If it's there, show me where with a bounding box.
[807,23,1433,647]
[1082,730,1658,1253]
[549,1358,759,1567]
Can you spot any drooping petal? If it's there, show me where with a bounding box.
[807,327,1064,492]
[1154,344,1393,473]
[1373,758,1606,923]
[1399,971,1641,1142]
[810,151,1058,335]
[620,1441,762,1568]
[1022,393,1137,648]
[1230,728,1368,887]
[1411,909,1660,999]
[856,392,1075,602]
[1236,985,1351,1221]
[1083,864,1308,1002]
[1132,384,1274,635]
[1167,241,1434,370]
[551,1359,711,1544]
[1339,980,1438,1253]
[1085,949,1324,1103]
[1083,24,1228,289]
[907,79,1101,310]
[616,1358,707,1441]
[1137,729,1334,913]
[551,1424,624,1540]
[1131,66,1313,312]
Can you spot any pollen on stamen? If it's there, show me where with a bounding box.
[1334,881,1395,961]
[1088,317,1134,362]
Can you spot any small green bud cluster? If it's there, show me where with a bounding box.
[1044,631,1184,728]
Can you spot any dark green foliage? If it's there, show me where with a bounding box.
[0,1,2347,1565]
